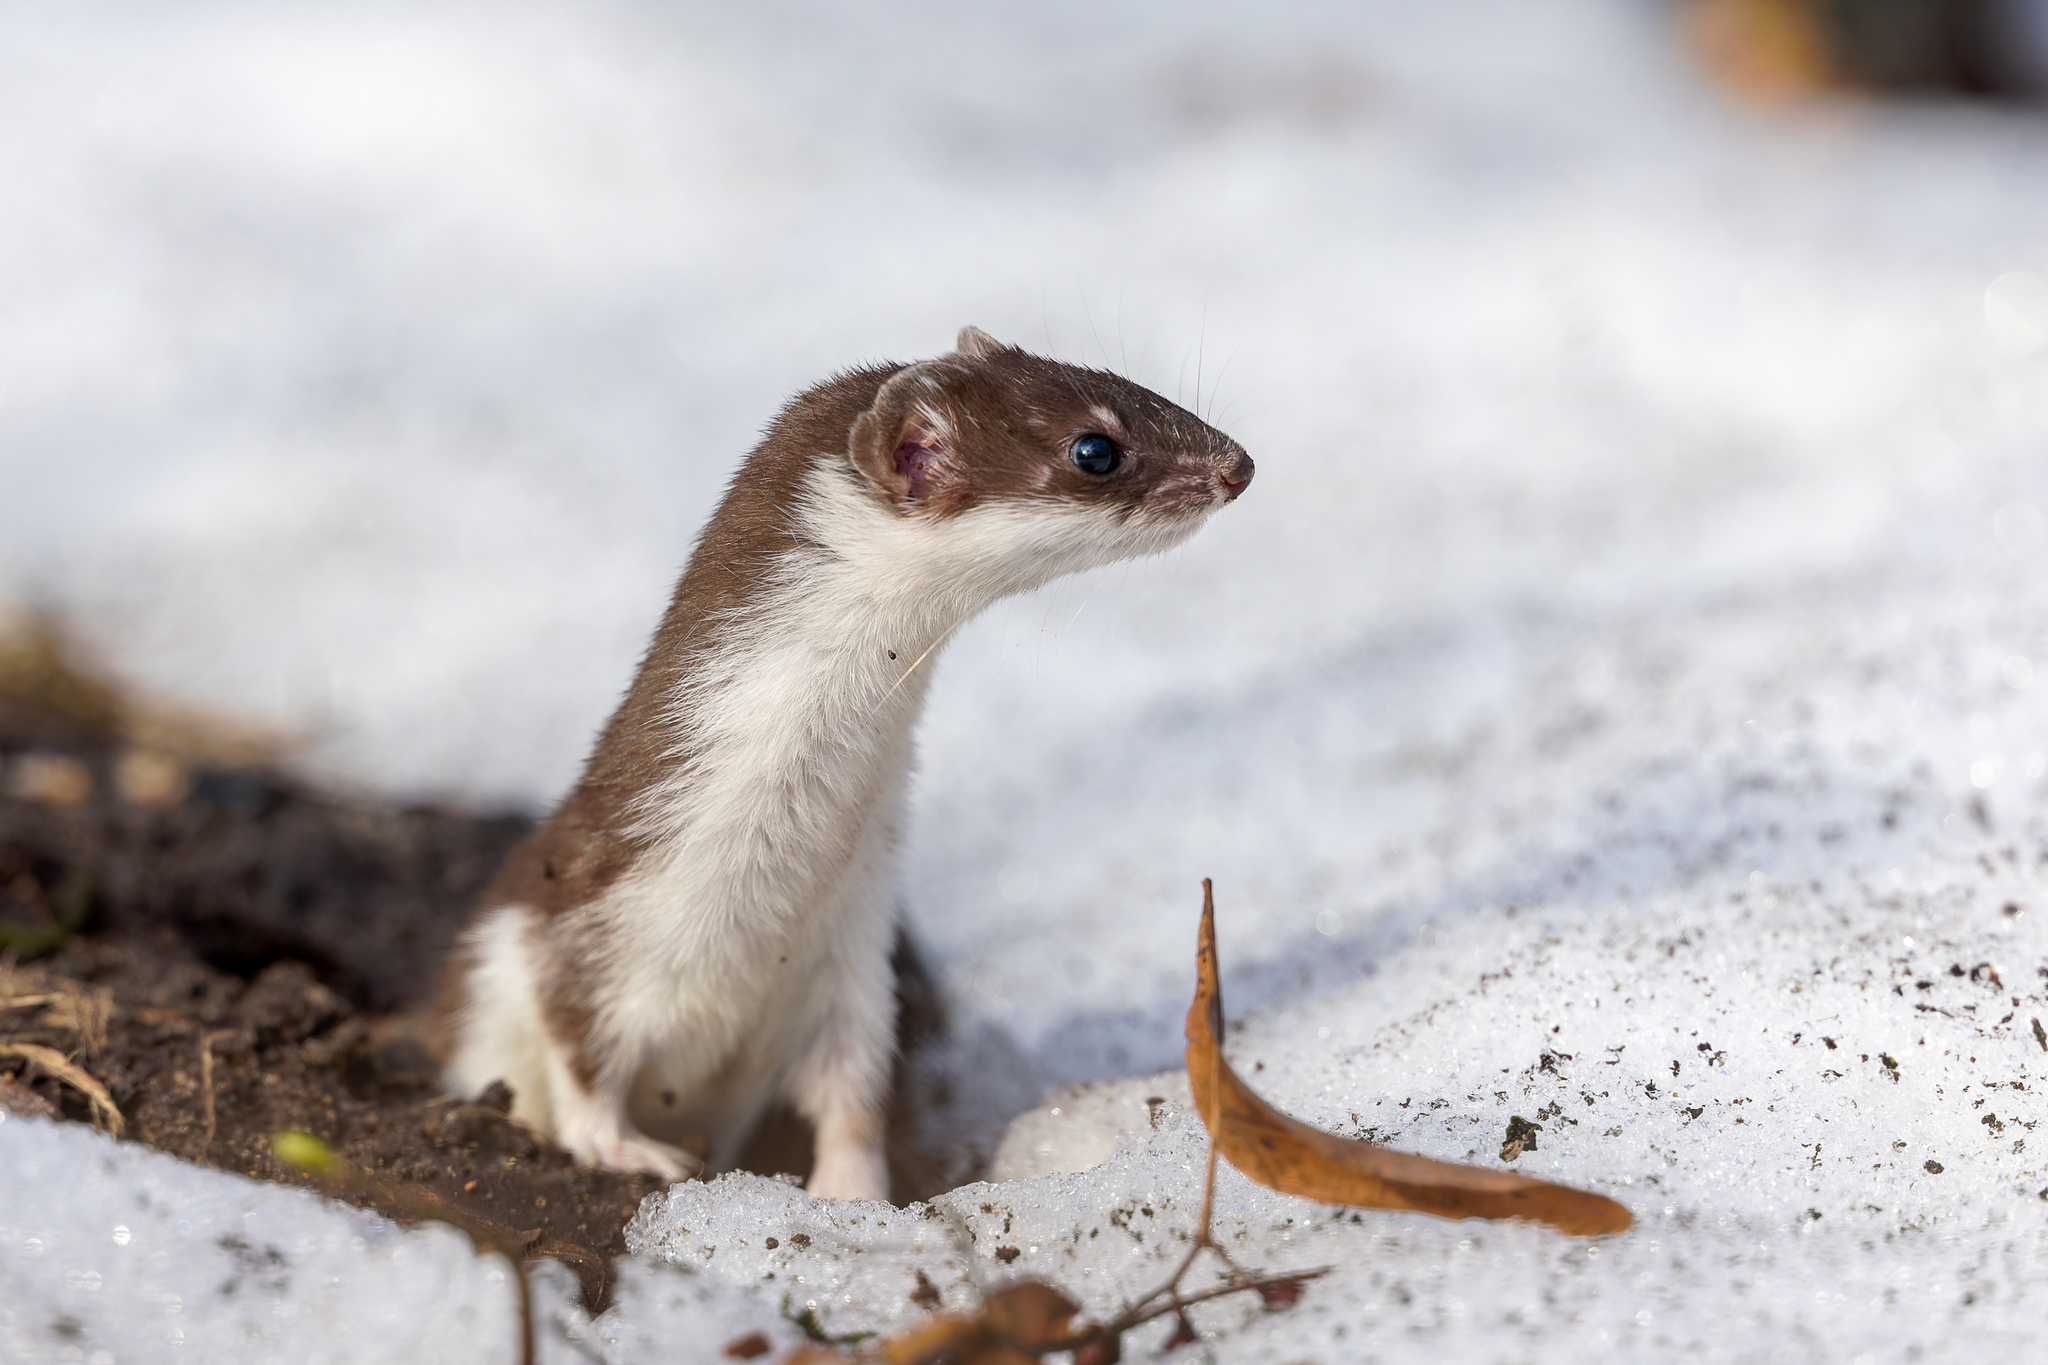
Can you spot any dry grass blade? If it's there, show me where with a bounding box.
[1185,880,1632,1235]
[0,1041,125,1136]
[41,983,113,1053]
[199,1030,232,1151]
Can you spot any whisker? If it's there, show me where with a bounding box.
[1081,284,1110,372]
[1217,399,1262,430]
[1209,342,1242,427]
[979,633,1031,699]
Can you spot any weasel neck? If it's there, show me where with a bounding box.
[622,463,994,847]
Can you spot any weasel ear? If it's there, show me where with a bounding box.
[952,325,1003,360]
[849,363,962,514]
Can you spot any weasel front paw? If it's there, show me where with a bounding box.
[569,1131,701,1182]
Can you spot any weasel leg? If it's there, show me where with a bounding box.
[782,957,895,1201]
[454,905,697,1180]
[805,1099,888,1201]
[444,904,554,1127]
[545,1041,701,1181]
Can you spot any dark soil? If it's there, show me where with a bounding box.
[0,632,956,1314]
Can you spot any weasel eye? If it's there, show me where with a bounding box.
[1071,433,1122,476]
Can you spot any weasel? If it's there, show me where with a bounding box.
[442,326,1253,1200]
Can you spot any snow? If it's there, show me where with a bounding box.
[0,1111,523,1362]
[9,0,2048,1358]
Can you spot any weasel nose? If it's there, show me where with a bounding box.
[1219,451,1254,501]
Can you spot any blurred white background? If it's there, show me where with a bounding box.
[5,0,2048,1075]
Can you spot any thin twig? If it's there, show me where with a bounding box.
[199,1030,232,1152]
[1044,1266,1332,1354]
[1119,1141,1248,1325]
[509,1254,535,1365]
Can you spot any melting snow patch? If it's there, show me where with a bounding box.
[0,1114,517,1364]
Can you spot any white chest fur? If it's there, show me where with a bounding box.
[589,463,1081,1056]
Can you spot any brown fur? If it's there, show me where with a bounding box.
[487,364,905,923]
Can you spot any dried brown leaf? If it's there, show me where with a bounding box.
[874,1315,976,1364]
[1254,1276,1307,1308]
[1071,1336,1122,1365]
[874,1312,1040,1365]
[1184,881,1632,1235]
[1682,0,1835,103]
[979,1281,1079,1351]
[861,1282,1080,1365]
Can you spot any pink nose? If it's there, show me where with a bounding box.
[1219,451,1254,501]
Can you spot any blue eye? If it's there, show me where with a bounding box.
[1071,433,1122,476]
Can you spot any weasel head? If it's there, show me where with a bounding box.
[843,326,1254,585]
